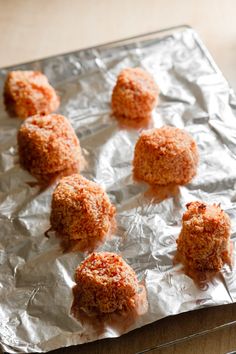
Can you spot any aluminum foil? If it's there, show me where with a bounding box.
[1,26,236,353]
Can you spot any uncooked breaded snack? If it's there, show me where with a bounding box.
[176,201,231,272]
[133,126,199,185]
[73,252,139,314]
[111,67,159,122]
[4,71,59,119]
[17,114,81,183]
[50,174,116,251]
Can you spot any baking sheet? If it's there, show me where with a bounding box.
[1,26,236,353]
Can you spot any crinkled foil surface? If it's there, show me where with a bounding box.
[1,26,236,353]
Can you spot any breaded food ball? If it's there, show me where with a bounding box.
[50,174,116,251]
[133,126,199,185]
[111,67,159,122]
[176,201,232,272]
[73,252,139,314]
[4,71,60,119]
[17,114,81,183]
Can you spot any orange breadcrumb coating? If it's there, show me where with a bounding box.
[4,71,60,119]
[176,201,232,272]
[73,252,139,314]
[50,174,116,251]
[111,67,159,122]
[133,126,199,185]
[17,114,81,184]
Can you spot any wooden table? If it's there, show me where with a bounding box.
[1,1,236,353]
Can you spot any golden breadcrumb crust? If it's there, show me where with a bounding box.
[4,70,60,119]
[74,252,139,313]
[50,174,115,251]
[112,67,159,122]
[17,114,81,184]
[133,126,199,185]
[176,201,231,272]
